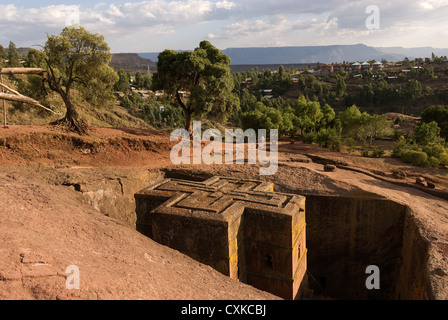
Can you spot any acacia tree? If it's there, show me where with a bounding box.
[43,27,118,134]
[357,113,393,146]
[7,41,22,67]
[153,40,239,134]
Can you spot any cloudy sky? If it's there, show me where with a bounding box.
[0,0,447,53]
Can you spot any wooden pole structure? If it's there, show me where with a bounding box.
[0,92,59,115]
[0,68,59,125]
[0,68,46,75]
[1,75,6,128]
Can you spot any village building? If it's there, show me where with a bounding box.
[351,62,361,73]
[361,62,371,71]
[373,61,383,71]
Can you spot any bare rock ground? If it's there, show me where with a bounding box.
[0,171,278,300]
[1,125,448,300]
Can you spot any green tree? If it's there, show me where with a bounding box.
[295,95,323,133]
[134,71,143,88]
[298,76,307,91]
[404,79,422,101]
[43,26,118,134]
[321,103,336,127]
[335,74,346,97]
[130,91,144,107]
[24,48,46,68]
[278,65,285,79]
[7,41,22,67]
[241,102,289,134]
[315,128,342,151]
[141,75,152,88]
[413,121,441,145]
[357,114,393,146]
[337,104,362,137]
[114,69,130,93]
[421,105,448,139]
[153,40,239,134]
[280,106,299,137]
[239,88,258,112]
[121,95,132,110]
[0,45,7,67]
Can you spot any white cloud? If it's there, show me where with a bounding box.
[216,1,236,10]
[0,1,448,51]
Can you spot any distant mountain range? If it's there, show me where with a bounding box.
[110,53,156,74]
[138,44,448,65]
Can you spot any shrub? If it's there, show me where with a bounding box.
[429,156,440,167]
[439,153,448,165]
[392,136,408,158]
[413,121,441,145]
[392,147,403,158]
[391,130,401,141]
[401,150,430,167]
[345,138,356,154]
[371,147,385,158]
[315,128,342,151]
[422,143,447,159]
[394,116,404,125]
[121,95,132,110]
[328,137,342,152]
[303,132,316,144]
[361,143,370,157]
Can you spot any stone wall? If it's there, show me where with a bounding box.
[304,194,432,300]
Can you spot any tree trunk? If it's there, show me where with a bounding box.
[176,89,192,137]
[185,111,193,137]
[51,93,89,135]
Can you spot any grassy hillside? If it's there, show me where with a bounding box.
[1,85,150,130]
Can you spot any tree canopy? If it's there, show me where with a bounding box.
[153,40,239,134]
[413,121,441,145]
[43,26,118,133]
[421,105,448,139]
[7,41,21,67]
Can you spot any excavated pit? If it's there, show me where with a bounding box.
[295,193,431,300]
[61,167,433,300]
[159,171,433,300]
